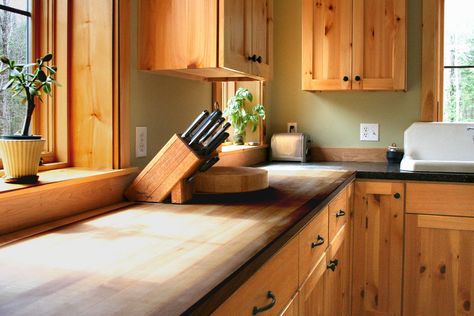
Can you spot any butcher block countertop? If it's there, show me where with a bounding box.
[0,167,354,316]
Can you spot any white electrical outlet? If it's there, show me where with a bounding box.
[136,126,147,158]
[360,123,379,141]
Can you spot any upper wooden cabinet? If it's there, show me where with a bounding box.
[302,0,406,91]
[138,0,273,81]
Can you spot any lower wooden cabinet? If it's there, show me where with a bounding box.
[212,237,298,316]
[280,293,299,316]
[300,224,351,316]
[403,214,474,316]
[352,181,404,316]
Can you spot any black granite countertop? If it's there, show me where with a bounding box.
[261,162,474,183]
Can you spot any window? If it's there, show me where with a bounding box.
[443,0,474,122]
[0,0,32,136]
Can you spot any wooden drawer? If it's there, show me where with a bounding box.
[328,188,349,241]
[213,237,298,316]
[406,183,474,217]
[298,206,329,285]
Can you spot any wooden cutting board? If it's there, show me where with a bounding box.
[194,166,269,193]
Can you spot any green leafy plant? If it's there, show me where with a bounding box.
[223,88,265,145]
[0,53,58,136]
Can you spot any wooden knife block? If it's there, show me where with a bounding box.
[125,134,204,204]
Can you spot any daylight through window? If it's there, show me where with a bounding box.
[0,0,31,136]
[443,0,474,122]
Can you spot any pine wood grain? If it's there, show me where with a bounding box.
[299,206,329,285]
[70,0,114,168]
[0,169,354,316]
[352,181,404,316]
[299,253,328,316]
[406,182,474,217]
[328,187,348,241]
[281,293,299,316]
[404,214,474,316]
[194,167,269,193]
[302,0,352,91]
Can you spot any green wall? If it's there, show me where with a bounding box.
[130,0,421,168]
[129,0,212,169]
[267,0,421,149]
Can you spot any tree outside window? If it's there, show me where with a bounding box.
[443,0,474,122]
[0,0,31,135]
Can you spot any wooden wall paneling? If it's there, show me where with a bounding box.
[70,0,114,168]
[403,214,474,316]
[114,0,131,168]
[352,181,404,316]
[421,0,443,121]
[352,0,406,91]
[302,0,352,91]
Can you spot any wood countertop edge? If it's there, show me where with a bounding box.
[185,172,356,315]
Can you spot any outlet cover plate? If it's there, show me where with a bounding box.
[136,126,147,158]
[360,123,379,141]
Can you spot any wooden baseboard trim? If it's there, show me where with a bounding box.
[311,147,387,162]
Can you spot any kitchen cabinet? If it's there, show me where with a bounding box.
[300,224,351,316]
[138,0,273,81]
[404,215,474,316]
[403,182,474,316]
[352,181,404,316]
[302,0,406,91]
[281,293,299,316]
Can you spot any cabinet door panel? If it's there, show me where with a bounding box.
[326,224,351,316]
[302,0,352,90]
[220,0,252,75]
[251,0,273,79]
[299,253,328,316]
[352,0,406,90]
[352,181,404,316]
[404,215,474,316]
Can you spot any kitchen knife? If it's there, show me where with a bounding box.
[187,156,220,182]
[182,110,209,139]
[203,132,229,156]
[198,117,225,144]
[189,110,222,146]
[204,122,231,146]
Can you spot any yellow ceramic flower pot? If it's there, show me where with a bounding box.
[0,138,45,183]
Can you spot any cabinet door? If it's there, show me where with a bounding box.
[326,224,351,316]
[352,181,404,316]
[220,0,252,75]
[138,0,218,70]
[404,215,474,316]
[281,293,299,316]
[302,0,352,90]
[299,253,328,316]
[352,0,406,90]
[250,0,273,79]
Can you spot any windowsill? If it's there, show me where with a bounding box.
[219,143,269,154]
[0,167,137,195]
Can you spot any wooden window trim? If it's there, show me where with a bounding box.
[421,0,444,121]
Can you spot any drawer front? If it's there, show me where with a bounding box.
[213,237,298,316]
[329,188,349,241]
[406,183,474,217]
[298,206,329,285]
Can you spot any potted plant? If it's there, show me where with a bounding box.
[0,53,58,183]
[223,88,265,145]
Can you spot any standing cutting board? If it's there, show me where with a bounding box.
[194,167,269,194]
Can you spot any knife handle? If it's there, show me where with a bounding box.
[199,117,225,144]
[189,110,222,145]
[182,110,209,139]
[204,132,229,156]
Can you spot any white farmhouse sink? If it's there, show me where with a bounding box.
[400,122,474,173]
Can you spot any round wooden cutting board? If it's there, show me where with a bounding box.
[194,166,269,194]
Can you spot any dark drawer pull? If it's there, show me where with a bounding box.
[335,210,346,217]
[256,55,263,63]
[252,291,276,315]
[248,54,258,62]
[311,234,325,248]
[327,259,339,271]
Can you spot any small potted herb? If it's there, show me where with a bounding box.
[0,53,58,183]
[223,88,265,145]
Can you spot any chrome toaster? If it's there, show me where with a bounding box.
[270,133,311,162]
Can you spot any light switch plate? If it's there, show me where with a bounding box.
[360,123,379,141]
[136,126,147,158]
